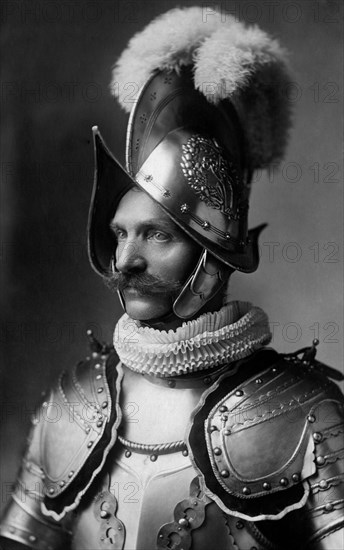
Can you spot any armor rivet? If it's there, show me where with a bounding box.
[168,380,176,388]
[150,454,158,462]
[29,535,37,542]
[193,501,198,506]
[263,482,271,490]
[202,221,211,230]
[85,426,91,434]
[87,441,94,448]
[97,387,104,393]
[319,479,328,489]
[292,473,300,482]
[224,429,231,436]
[118,526,122,531]
[95,363,101,369]
[100,510,109,518]
[92,352,100,359]
[271,368,277,373]
[214,447,222,456]
[279,478,289,487]
[100,537,105,541]
[235,390,243,397]
[48,488,55,494]
[96,374,101,380]
[96,420,103,428]
[203,377,211,385]
[220,469,229,478]
[42,402,48,408]
[324,503,333,512]
[68,471,74,478]
[236,521,244,529]
[177,527,182,531]
[219,405,228,413]
[225,233,231,240]
[316,456,326,466]
[178,518,189,527]
[159,534,164,539]
[210,425,218,432]
[182,449,188,456]
[59,481,65,487]
[243,487,251,495]
[180,203,190,214]
[9,527,15,533]
[102,401,108,408]
[313,432,322,443]
[125,450,131,458]
[255,378,262,384]
[307,414,316,423]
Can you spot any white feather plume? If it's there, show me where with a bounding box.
[111,6,291,168]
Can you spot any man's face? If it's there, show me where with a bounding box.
[110,189,201,322]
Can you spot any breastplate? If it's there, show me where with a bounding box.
[71,366,273,550]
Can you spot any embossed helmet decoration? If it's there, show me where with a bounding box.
[88,7,291,318]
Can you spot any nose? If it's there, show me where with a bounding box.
[115,241,146,273]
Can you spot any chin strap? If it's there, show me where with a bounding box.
[173,249,234,319]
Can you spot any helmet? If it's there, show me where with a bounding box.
[88,7,291,318]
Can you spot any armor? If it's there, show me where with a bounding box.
[1,340,343,549]
[87,6,291,318]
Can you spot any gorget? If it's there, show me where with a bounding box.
[113,301,271,377]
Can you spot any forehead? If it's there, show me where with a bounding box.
[112,189,176,228]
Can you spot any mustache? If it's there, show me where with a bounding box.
[104,271,184,296]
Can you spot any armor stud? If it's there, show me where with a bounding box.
[102,401,108,408]
[202,221,211,230]
[168,380,176,388]
[29,535,37,542]
[279,478,289,487]
[214,447,222,455]
[255,378,262,384]
[85,426,91,434]
[150,454,158,462]
[319,479,328,489]
[180,203,190,213]
[219,405,228,413]
[48,488,55,494]
[96,420,103,427]
[97,387,104,393]
[313,432,322,442]
[182,449,188,456]
[125,450,131,458]
[96,374,101,380]
[243,486,251,495]
[316,456,325,466]
[220,469,229,478]
[100,510,109,518]
[68,471,74,478]
[235,390,244,397]
[224,429,231,436]
[292,473,300,482]
[307,414,316,423]
[95,363,101,369]
[263,482,271,490]
[59,481,65,487]
[236,521,244,529]
[324,503,333,512]
[210,425,218,432]
[178,518,189,528]
[87,441,94,448]
[203,377,211,385]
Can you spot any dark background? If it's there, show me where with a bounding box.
[1,0,343,512]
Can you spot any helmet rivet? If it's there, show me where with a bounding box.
[202,221,210,230]
[180,203,190,214]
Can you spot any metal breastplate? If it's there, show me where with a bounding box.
[71,366,272,550]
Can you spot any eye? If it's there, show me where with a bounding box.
[111,227,126,241]
[148,231,171,242]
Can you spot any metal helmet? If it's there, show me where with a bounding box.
[88,7,291,319]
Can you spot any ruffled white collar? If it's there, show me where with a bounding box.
[113,301,271,377]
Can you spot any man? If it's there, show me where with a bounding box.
[1,7,343,550]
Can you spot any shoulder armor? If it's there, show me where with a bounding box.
[29,348,122,521]
[187,348,344,522]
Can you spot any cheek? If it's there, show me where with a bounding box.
[155,243,201,280]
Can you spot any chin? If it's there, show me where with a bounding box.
[124,294,172,321]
